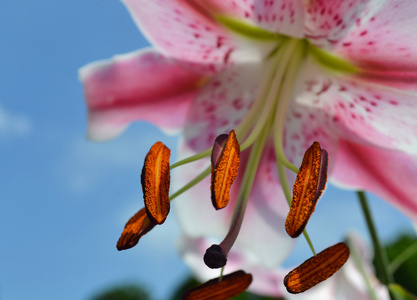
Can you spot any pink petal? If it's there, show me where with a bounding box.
[182,61,267,152]
[284,103,339,169]
[331,140,417,222]
[79,49,203,140]
[292,63,417,155]
[283,63,342,167]
[286,65,417,222]
[178,235,289,298]
[303,0,377,48]
[121,0,241,73]
[335,0,417,76]
[207,0,305,38]
[173,141,294,269]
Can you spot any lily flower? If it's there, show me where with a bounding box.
[80,0,417,297]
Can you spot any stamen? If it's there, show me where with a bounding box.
[284,242,350,294]
[211,130,240,210]
[182,270,252,300]
[116,208,156,251]
[285,141,328,238]
[141,141,171,224]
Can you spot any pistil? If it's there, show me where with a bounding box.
[204,111,273,268]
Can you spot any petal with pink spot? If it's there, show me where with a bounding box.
[203,0,305,38]
[122,0,244,73]
[335,0,417,73]
[79,49,203,141]
[303,0,379,48]
[182,61,268,152]
[293,63,417,155]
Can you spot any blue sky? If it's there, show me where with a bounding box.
[0,1,414,299]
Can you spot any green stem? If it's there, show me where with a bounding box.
[357,191,396,299]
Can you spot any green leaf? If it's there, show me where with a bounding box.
[381,233,417,295]
[389,284,417,300]
[90,284,151,300]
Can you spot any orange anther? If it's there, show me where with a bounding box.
[141,141,171,224]
[116,207,156,250]
[211,130,240,210]
[284,242,350,294]
[286,141,328,238]
[182,270,252,300]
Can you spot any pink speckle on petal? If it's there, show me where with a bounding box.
[205,103,216,113]
[224,48,233,64]
[232,98,244,110]
[212,80,221,87]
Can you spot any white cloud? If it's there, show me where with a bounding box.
[0,105,32,138]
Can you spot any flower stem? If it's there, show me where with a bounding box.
[357,191,396,299]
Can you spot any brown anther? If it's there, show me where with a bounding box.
[211,130,240,210]
[141,141,171,224]
[116,208,156,251]
[286,141,328,238]
[182,270,252,300]
[284,242,350,294]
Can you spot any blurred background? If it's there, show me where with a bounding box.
[1,1,415,299]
